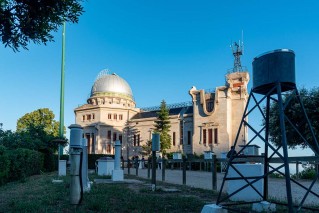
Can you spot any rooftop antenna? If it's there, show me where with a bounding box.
[230,31,244,72]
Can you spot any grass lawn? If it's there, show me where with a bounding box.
[0,173,216,213]
[2,173,317,212]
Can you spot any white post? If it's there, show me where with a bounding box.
[112,140,124,181]
[81,138,91,192]
[69,124,83,205]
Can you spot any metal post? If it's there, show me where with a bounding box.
[128,159,130,175]
[135,160,138,176]
[263,95,270,200]
[147,158,150,179]
[152,151,157,190]
[162,158,165,181]
[183,158,186,185]
[212,156,217,190]
[277,83,293,212]
[296,161,299,179]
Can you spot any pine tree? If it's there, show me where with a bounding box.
[154,100,172,155]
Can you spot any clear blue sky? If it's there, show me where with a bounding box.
[1,0,318,153]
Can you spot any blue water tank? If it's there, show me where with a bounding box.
[252,49,295,95]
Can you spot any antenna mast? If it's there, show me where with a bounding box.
[230,38,244,72]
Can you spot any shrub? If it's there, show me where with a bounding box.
[8,148,44,181]
[295,166,317,179]
[270,172,284,179]
[0,145,10,185]
[40,149,56,172]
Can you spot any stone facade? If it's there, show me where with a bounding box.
[74,70,249,159]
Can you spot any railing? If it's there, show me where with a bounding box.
[121,156,319,191]
[140,101,192,111]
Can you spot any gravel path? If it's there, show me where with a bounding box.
[124,168,319,206]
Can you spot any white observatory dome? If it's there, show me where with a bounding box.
[90,69,133,100]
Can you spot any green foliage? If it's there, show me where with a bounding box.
[154,100,172,155]
[141,139,152,156]
[291,166,317,180]
[269,172,284,179]
[0,0,84,51]
[7,148,43,181]
[17,108,62,137]
[1,124,66,153]
[166,152,173,159]
[0,108,67,156]
[267,87,319,150]
[41,150,57,172]
[0,145,10,185]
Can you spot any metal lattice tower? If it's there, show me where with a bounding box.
[217,49,319,213]
[231,41,244,72]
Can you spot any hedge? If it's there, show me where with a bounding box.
[8,148,44,181]
[0,146,10,185]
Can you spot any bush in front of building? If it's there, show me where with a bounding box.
[8,148,44,182]
[0,145,10,185]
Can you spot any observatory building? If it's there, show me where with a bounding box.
[74,50,249,159]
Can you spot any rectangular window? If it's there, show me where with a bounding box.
[173,132,176,146]
[107,144,111,153]
[133,134,136,146]
[91,133,95,153]
[87,114,91,120]
[137,134,140,146]
[85,134,90,153]
[92,113,95,120]
[119,134,122,143]
[203,129,207,145]
[187,131,191,145]
[214,128,218,144]
[208,129,213,145]
[119,114,123,120]
[114,114,117,120]
[107,130,111,139]
[113,132,117,141]
[108,113,112,119]
[82,115,85,121]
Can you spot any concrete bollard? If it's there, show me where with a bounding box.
[69,124,83,205]
[112,140,124,181]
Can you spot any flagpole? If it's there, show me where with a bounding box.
[59,22,66,157]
